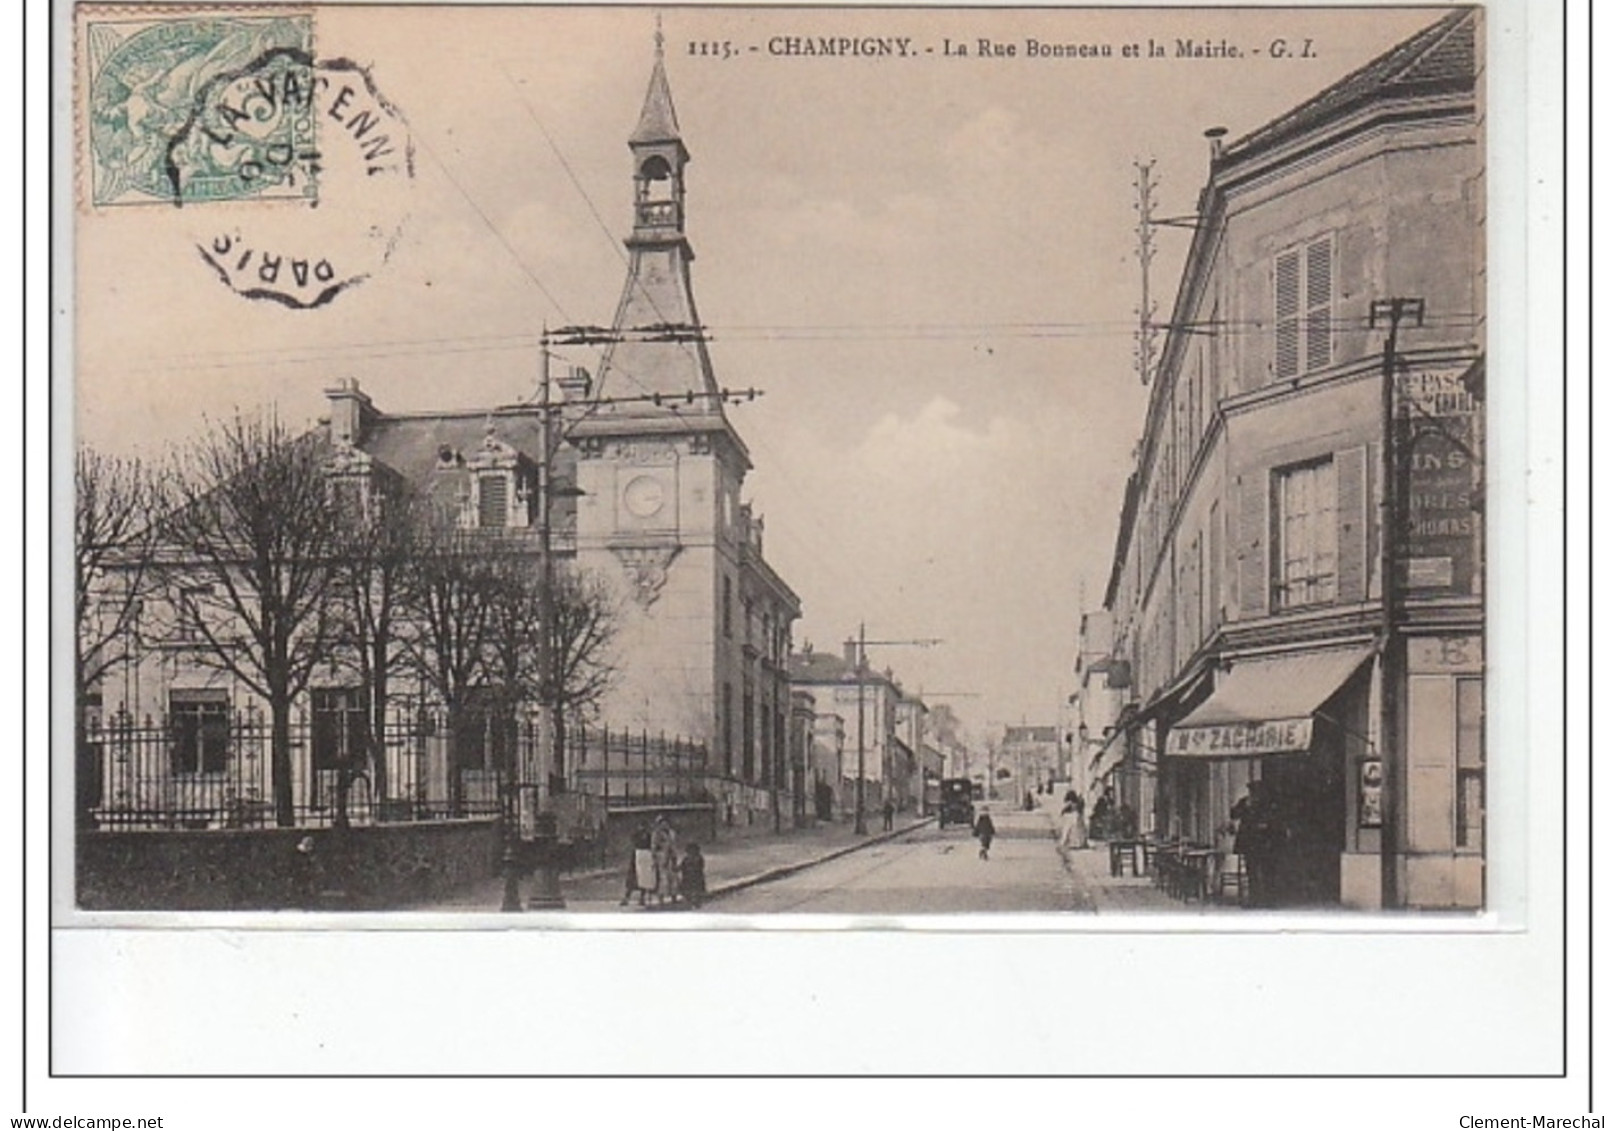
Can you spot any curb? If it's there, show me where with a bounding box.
[700,816,936,903]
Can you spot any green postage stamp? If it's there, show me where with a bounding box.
[83,11,318,207]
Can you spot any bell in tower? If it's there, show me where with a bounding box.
[629,22,689,238]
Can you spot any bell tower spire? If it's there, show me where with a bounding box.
[584,24,735,426]
[629,15,689,238]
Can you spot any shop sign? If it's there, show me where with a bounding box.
[1166,716,1312,756]
[1358,759,1385,828]
[1397,368,1481,596]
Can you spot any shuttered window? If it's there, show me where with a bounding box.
[1274,236,1333,380]
[477,475,508,528]
[1274,458,1337,609]
[1335,446,1369,602]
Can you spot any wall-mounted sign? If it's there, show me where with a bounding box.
[1166,717,1312,757]
[1358,759,1385,828]
[1397,368,1481,597]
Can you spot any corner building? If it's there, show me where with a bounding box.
[1102,11,1483,909]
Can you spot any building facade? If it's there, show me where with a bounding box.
[83,40,803,831]
[1099,10,1483,909]
[788,646,904,820]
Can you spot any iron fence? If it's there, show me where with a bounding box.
[567,723,712,810]
[80,707,710,833]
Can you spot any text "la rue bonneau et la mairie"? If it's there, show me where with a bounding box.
[689,36,1316,60]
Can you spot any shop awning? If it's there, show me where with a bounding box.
[1164,646,1373,758]
[1088,727,1126,782]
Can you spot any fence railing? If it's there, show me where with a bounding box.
[81,707,711,834]
[567,723,711,810]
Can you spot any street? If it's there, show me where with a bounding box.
[707,805,1093,914]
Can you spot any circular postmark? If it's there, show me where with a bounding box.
[184,55,416,308]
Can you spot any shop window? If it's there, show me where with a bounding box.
[170,690,228,775]
[1273,458,1338,609]
[1455,677,1484,850]
[311,687,369,772]
[1275,236,1333,380]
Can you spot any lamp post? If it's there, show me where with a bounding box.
[848,624,942,834]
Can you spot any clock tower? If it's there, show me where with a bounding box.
[571,32,797,780]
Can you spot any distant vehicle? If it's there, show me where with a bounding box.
[938,778,975,828]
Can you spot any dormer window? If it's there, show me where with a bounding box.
[477,474,510,528]
[462,425,534,530]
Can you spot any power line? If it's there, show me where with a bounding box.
[412,132,572,324]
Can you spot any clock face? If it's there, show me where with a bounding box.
[623,474,667,519]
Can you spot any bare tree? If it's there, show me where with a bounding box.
[329,470,422,826]
[164,414,343,827]
[404,521,506,815]
[542,566,619,786]
[74,448,164,828]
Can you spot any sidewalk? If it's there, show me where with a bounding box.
[1035,792,1181,914]
[414,813,934,912]
[1058,838,1182,913]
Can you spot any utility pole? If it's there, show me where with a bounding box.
[1370,296,1424,913]
[1132,159,1158,387]
[848,625,942,835]
[502,325,764,911]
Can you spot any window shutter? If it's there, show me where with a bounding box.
[1336,445,1368,602]
[1236,471,1270,618]
[1274,250,1301,379]
[478,475,508,528]
[1305,238,1333,372]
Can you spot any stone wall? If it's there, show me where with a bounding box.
[591,803,718,875]
[76,819,502,911]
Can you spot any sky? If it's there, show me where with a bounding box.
[74,4,1452,745]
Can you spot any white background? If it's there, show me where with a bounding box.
[14,0,1597,1125]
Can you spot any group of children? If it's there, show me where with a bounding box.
[621,815,707,909]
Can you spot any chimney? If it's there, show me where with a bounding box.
[558,366,593,402]
[843,640,858,670]
[1204,126,1228,164]
[324,378,376,446]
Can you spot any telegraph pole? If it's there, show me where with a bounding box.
[849,625,942,834]
[1370,296,1424,912]
[1132,159,1158,386]
[502,325,764,910]
[855,623,867,834]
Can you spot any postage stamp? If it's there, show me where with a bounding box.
[84,12,318,207]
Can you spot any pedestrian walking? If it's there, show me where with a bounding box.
[974,810,996,860]
[678,843,707,908]
[651,813,679,905]
[882,799,895,831]
[1058,795,1088,852]
[623,822,653,907]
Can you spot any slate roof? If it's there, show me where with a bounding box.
[1220,8,1475,167]
[629,53,682,146]
[358,408,579,522]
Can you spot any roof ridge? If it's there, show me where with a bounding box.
[1222,8,1474,162]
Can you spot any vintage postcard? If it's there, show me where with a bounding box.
[49,0,1583,1094]
[66,3,1501,923]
